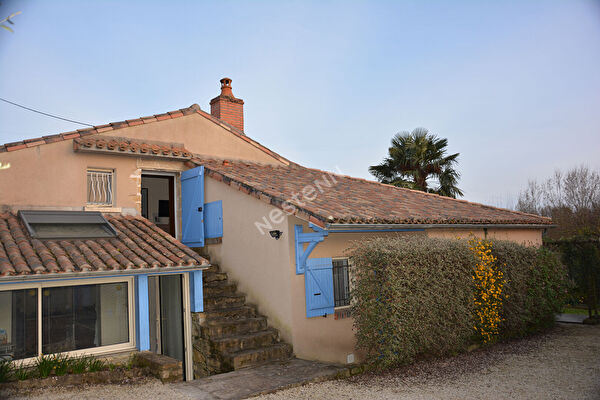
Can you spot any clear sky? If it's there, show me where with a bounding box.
[1,0,599,205]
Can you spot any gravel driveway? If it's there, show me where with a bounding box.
[6,323,599,400]
[255,323,600,400]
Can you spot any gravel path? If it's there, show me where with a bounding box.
[255,323,600,400]
[5,323,599,399]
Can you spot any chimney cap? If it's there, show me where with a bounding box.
[218,77,235,98]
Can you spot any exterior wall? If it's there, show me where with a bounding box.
[203,177,295,342]
[0,139,138,212]
[0,138,187,218]
[427,228,543,247]
[94,113,279,164]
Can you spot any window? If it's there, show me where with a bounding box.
[333,258,350,307]
[0,289,38,360]
[42,282,129,354]
[87,169,114,206]
[0,278,133,361]
[19,210,117,240]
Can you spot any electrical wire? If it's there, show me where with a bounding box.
[0,97,94,127]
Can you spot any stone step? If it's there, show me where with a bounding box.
[204,263,220,273]
[203,271,228,283]
[203,294,246,311]
[204,281,238,297]
[210,329,279,354]
[204,305,257,321]
[202,317,268,339]
[224,343,293,370]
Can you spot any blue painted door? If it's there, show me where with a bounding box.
[305,257,335,318]
[181,166,205,247]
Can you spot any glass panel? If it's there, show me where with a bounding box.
[160,275,184,362]
[29,223,115,239]
[42,282,128,354]
[0,289,38,360]
[332,259,350,307]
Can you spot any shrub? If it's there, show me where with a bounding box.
[350,236,569,368]
[350,236,473,369]
[494,242,568,337]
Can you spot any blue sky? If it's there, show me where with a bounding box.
[1,0,599,205]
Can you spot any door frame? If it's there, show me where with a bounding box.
[141,171,179,239]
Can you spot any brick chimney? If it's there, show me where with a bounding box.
[210,77,244,132]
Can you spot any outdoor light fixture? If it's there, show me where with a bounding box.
[269,230,282,240]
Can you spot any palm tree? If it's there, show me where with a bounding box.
[369,128,463,198]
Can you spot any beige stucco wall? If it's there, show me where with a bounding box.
[203,177,295,342]
[99,113,285,165]
[427,228,543,247]
[0,139,139,212]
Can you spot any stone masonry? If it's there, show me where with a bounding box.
[192,261,292,377]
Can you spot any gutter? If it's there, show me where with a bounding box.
[326,223,555,232]
[0,264,210,284]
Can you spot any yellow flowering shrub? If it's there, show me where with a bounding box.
[469,239,506,343]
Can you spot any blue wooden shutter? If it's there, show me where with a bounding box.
[204,200,223,239]
[181,166,205,247]
[305,257,335,318]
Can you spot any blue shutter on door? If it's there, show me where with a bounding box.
[203,200,223,239]
[181,166,205,247]
[305,257,335,318]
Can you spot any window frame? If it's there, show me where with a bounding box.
[332,257,352,310]
[86,168,116,207]
[0,276,135,364]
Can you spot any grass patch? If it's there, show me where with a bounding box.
[0,353,111,382]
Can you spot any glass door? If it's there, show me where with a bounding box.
[159,275,184,363]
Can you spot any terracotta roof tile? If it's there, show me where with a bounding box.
[196,159,552,226]
[0,213,208,278]
[73,136,193,160]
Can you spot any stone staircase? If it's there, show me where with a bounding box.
[191,262,293,377]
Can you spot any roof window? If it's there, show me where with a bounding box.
[18,210,117,239]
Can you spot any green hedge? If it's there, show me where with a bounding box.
[349,236,568,368]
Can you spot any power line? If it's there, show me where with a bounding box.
[0,97,94,127]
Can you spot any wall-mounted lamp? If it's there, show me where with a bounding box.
[269,230,283,240]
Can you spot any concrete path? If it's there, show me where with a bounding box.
[170,358,346,400]
[555,313,587,323]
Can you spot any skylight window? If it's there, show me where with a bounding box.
[18,210,117,239]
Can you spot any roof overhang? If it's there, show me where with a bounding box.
[325,223,555,232]
[0,264,210,284]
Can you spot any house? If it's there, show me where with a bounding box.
[0,78,552,378]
